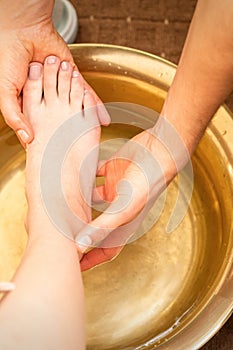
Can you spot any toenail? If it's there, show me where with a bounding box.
[47,56,57,64]
[84,89,89,95]
[29,64,42,80]
[72,70,80,78]
[61,61,69,71]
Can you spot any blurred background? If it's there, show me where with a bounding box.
[57,0,233,348]
[72,0,233,111]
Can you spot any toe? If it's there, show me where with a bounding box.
[70,69,84,112]
[57,61,72,103]
[43,55,60,104]
[23,63,43,109]
[83,89,97,110]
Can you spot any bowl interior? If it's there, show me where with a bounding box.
[0,44,232,349]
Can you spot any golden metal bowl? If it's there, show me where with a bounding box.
[0,44,232,349]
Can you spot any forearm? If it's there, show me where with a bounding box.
[161,0,233,154]
[0,149,85,350]
[0,206,85,350]
[0,214,85,350]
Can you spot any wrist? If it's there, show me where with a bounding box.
[160,83,207,156]
[133,129,178,186]
[148,119,190,183]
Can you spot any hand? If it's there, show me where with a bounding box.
[79,121,187,271]
[0,0,110,147]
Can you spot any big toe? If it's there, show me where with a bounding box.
[23,63,43,110]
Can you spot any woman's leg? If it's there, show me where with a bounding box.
[0,56,100,350]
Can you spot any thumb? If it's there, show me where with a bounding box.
[77,210,126,253]
[77,204,141,254]
[0,282,15,292]
[0,90,33,145]
[77,201,146,253]
[77,178,137,251]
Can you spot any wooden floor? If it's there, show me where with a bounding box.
[70,1,233,349]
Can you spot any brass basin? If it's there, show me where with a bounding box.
[0,44,232,349]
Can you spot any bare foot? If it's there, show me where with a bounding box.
[23,56,100,249]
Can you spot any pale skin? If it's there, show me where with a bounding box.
[0,1,232,345]
[0,57,101,349]
[0,0,110,147]
[0,0,233,270]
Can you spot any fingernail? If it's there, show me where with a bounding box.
[0,282,15,292]
[61,61,69,71]
[17,129,31,144]
[47,56,57,64]
[72,70,80,78]
[29,64,42,80]
[77,235,92,252]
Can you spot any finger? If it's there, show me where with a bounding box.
[80,246,123,271]
[83,81,111,126]
[0,91,33,145]
[0,282,15,292]
[83,89,98,114]
[96,103,111,126]
[76,200,130,252]
[78,187,149,254]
